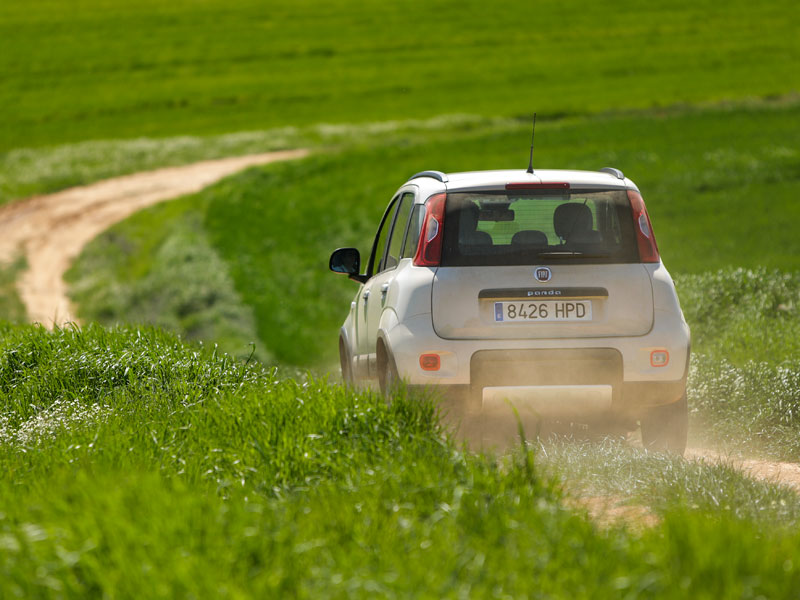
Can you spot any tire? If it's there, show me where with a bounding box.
[339,338,353,385]
[640,394,688,455]
[377,344,398,398]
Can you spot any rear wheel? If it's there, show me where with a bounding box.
[339,338,353,385]
[640,394,688,455]
[377,343,398,397]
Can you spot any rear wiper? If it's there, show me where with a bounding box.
[536,251,611,259]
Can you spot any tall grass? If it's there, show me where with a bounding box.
[2,323,800,597]
[688,355,800,459]
[670,268,800,458]
[66,202,265,362]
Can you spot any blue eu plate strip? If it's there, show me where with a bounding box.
[494,302,503,322]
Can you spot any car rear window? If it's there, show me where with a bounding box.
[441,189,640,266]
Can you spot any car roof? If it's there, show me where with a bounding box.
[407,168,638,195]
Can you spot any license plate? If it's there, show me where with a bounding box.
[494,300,592,322]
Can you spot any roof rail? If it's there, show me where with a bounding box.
[599,167,625,180]
[408,170,449,183]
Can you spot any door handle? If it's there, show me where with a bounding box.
[380,283,390,297]
[363,290,370,303]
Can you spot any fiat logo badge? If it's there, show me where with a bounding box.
[534,267,552,283]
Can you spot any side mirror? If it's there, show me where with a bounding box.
[329,248,367,283]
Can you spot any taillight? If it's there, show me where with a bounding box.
[413,193,446,267]
[627,190,660,263]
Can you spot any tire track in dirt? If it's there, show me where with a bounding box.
[0,149,308,327]
[686,447,800,493]
[564,447,800,530]
[462,421,800,497]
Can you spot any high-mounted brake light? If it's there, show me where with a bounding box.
[413,193,446,267]
[505,182,570,190]
[627,190,660,263]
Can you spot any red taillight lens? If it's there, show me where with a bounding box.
[419,353,441,371]
[627,190,660,263]
[413,193,446,267]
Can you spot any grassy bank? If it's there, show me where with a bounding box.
[66,200,265,362]
[1,323,800,597]
[2,0,797,151]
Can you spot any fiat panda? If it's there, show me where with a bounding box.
[329,168,690,453]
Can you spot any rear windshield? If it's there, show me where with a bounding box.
[441,189,639,266]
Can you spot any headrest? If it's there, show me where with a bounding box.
[460,202,481,232]
[553,203,593,239]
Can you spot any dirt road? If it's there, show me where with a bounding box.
[0,149,308,326]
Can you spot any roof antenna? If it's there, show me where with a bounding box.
[526,113,536,174]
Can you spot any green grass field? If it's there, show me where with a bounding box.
[2,0,797,152]
[3,0,800,595]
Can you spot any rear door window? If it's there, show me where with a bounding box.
[441,190,639,266]
[383,192,414,270]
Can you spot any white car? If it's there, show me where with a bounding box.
[330,167,690,453]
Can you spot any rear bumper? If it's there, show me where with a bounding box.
[386,311,689,415]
